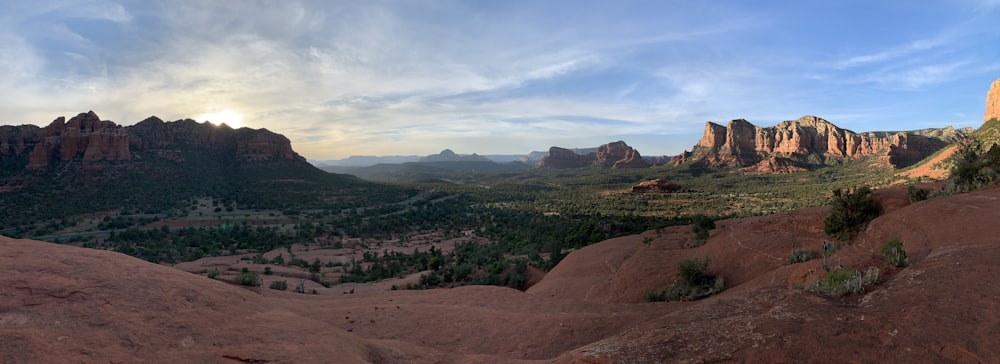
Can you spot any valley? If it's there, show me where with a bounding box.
[2,104,1000,362]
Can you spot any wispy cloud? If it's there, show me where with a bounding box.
[2,1,999,157]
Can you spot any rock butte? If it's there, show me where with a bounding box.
[685,115,967,171]
[536,141,649,169]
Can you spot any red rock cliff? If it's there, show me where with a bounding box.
[985,78,1000,123]
[536,141,650,169]
[26,111,131,169]
[689,115,966,170]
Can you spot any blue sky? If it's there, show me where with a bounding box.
[2,1,1000,159]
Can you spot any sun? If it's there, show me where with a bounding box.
[197,110,243,128]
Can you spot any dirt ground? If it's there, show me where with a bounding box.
[5,184,1000,363]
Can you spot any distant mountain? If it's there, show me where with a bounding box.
[418,149,490,163]
[679,115,970,172]
[535,141,649,169]
[314,155,421,167]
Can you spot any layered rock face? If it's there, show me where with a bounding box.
[24,111,131,169]
[536,141,650,169]
[0,111,304,171]
[689,115,967,170]
[986,78,1000,123]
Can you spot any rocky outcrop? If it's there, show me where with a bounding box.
[535,147,593,168]
[986,78,1000,123]
[631,179,682,194]
[24,111,131,169]
[0,111,306,171]
[739,156,808,174]
[536,141,650,169]
[687,115,968,170]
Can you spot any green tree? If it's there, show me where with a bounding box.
[823,187,878,239]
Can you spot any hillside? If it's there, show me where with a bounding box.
[0,112,408,233]
[6,184,1000,362]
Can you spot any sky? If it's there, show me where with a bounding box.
[2,1,1000,160]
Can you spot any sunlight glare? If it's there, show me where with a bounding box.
[198,110,243,128]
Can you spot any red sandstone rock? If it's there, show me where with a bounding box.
[536,141,650,169]
[630,179,682,194]
[986,78,1000,123]
[2,112,305,170]
[689,115,964,170]
[25,112,131,169]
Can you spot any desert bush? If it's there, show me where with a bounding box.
[823,187,878,239]
[811,266,881,297]
[787,249,816,264]
[235,268,262,287]
[269,280,288,290]
[811,267,862,296]
[645,290,668,302]
[880,237,908,268]
[906,186,929,202]
[946,138,1000,193]
[658,257,725,301]
[207,268,220,279]
[689,215,716,247]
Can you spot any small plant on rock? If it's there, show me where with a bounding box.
[880,237,908,268]
[235,268,262,287]
[657,257,725,301]
[906,186,929,202]
[788,249,817,264]
[269,280,288,291]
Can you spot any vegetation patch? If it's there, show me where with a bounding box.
[906,185,929,202]
[880,237,909,268]
[647,257,724,302]
[787,248,816,264]
[944,137,1000,193]
[811,266,881,297]
[269,280,288,291]
[235,268,262,287]
[823,187,878,240]
[688,215,716,248]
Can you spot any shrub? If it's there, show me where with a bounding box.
[906,186,929,202]
[689,215,716,247]
[811,267,862,296]
[811,266,881,297]
[269,280,288,290]
[235,268,262,287]
[207,268,220,279]
[880,237,908,268]
[823,187,878,239]
[263,266,273,275]
[657,257,725,301]
[945,138,1000,193]
[645,290,668,302]
[788,249,816,264]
